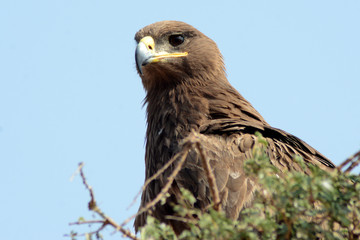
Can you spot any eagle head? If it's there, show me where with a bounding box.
[135,21,225,91]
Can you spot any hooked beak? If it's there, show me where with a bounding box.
[135,36,188,75]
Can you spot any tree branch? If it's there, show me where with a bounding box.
[337,149,360,174]
[76,162,139,240]
[195,141,221,211]
[121,144,191,226]
[127,149,190,210]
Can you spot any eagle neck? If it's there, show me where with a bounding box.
[144,82,209,167]
[146,82,209,136]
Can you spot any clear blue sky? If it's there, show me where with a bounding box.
[0,1,359,239]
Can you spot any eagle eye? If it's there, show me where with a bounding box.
[169,34,185,47]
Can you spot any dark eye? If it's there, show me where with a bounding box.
[169,34,185,47]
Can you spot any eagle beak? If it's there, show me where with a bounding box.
[135,36,188,75]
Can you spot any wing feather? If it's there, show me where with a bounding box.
[172,118,336,220]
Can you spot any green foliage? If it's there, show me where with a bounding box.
[140,134,360,239]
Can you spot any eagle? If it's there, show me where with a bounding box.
[133,20,335,234]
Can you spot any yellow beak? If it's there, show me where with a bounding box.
[135,36,188,75]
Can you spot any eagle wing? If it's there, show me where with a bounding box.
[173,119,335,220]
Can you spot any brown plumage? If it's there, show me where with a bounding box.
[133,20,335,233]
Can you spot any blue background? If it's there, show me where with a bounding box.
[1,1,359,239]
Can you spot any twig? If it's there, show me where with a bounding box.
[91,221,107,237]
[121,144,192,226]
[337,150,360,173]
[77,162,139,240]
[72,131,222,239]
[195,141,221,211]
[124,130,221,227]
[183,130,220,210]
[127,150,188,210]
[65,222,107,239]
[165,215,198,224]
[69,220,104,225]
[70,162,85,182]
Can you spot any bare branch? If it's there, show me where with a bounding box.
[124,130,221,227]
[337,150,360,174]
[72,130,222,239]
[181,130,221,211]
[69,220,104,225]
[76,162,139,240]
[121,144,191,226]
[65,222,107,239]
[165,215,198,224]
[195,141,221,211]
[127,149,189,210]
[70,162,84,182]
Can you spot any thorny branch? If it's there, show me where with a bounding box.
[195,139,221,211]
[70,135,360,239]
[185,130,221,210]
[127,148,190,210]
[72,162,139,240]
[69,220,104,225]
[121,143,192,226]
[337,149,360,174]
[70,130,222,239]
[122,130,221,226]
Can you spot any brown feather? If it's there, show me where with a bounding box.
[133,20,335,234]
